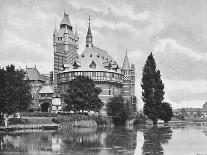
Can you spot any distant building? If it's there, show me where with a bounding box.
[53,13,136,111]
[203,102,207,109]
[173,108,207,118]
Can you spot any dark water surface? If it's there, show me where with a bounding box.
[1,123,207,155]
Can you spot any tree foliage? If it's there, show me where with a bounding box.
[159,102,173,123]
[63,76,103,113]
[196,109,202,117]
[141,53,165,125]
[107,95,130,126]
[0,65,32,125]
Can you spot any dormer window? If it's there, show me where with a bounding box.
[89,61,96,69]
[72,61,81,69]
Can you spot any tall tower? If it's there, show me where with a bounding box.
[53,12,79,86]
[122,50,132,100]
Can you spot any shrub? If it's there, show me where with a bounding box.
[8,118,28,125]
[133,113,147,125]
[92,115,112,126]
[21,112,58,117]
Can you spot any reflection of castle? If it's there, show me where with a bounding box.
[53,13,136,108]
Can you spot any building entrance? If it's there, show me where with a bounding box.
[41,102,50,112]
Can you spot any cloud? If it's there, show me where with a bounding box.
[68,0,151,21]
[154,38,207,62]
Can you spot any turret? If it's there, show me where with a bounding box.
[122,50,132,100]
[53,27,58,53]
[86,17,93,48]
[122,50,130,72]
[74,28,79,48]
[53,27,58,43]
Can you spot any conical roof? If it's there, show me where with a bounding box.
[74,29,79,38]
[86,21,92,38]
[53,27,58,36]
[122,50,130,70]
[60,13,72,27]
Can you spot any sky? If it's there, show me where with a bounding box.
[1,0,207,109]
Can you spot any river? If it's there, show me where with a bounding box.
[1,123,207,155]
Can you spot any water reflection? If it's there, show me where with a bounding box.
[105,127,137,154]
[142,126,172,155]
[3,123,207,155]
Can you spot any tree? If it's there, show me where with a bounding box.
[181,108,187,118]
[107,95,129,126]
[0,65,32,125]
[131,95,137,113]
[64,76,103,113]
[159,102,173,123]
[196,109,202,117]
[141,53,165,125]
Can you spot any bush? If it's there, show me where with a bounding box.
[107,95,129,126]
[133,113,147,125]
[52,114,92,123]
[8,118,28,125]
[21,112,58,117]
[92,115,112,126]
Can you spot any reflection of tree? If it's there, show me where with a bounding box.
[105,127,137,151]
[142,126,172,155]
[0,134,4,150]
[61,128,102,154]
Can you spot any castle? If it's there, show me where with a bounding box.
[53,13,135,110]
[26,12,136,112]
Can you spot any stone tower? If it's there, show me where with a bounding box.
[122,50,135,101]
[53,12,79,86]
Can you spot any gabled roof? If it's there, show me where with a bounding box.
[39,85,54,94]
[122,50,130,70]
[25,67,45,81]
[60,13,72,27]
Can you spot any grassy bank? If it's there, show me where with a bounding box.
[6,113,112,128]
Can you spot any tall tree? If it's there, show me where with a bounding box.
[64,76,103,113]
[141,53,165,125]
[0,65,32,125]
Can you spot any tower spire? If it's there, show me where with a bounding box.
[122,49,130,70]
[86,15,93,47]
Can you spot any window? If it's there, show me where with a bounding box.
[47,94,52,97]
[41,94,45,97]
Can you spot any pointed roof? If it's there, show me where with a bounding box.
[86,16,93,47]
[122,50,130,70]
[60,13,72,27]
[39,85,54,94]
[86,19,92,38]
[25,67,45,81]
[53,27,58,36]
[74,28,79,38]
